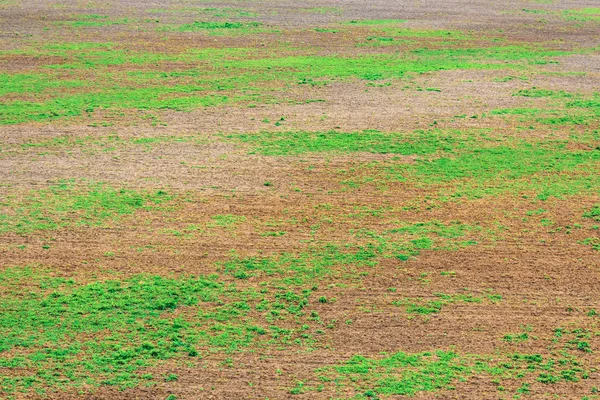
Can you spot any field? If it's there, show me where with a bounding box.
[0,0,599,399]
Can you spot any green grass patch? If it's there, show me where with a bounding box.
[328,129,600,200]
[0,73,88,96]
[174,21,262,32]
[580,237,600,251]
[148,7,258,18]
[0,266,326,395]
[367,27,471,41]
[224,130,472,156]
[0,89,232,125]
[520,7,600,22]
[60,14,133,28]
[302,7,342,15]
[0,271,225,393]
[346,19,407,25]
[0,180,172,234]
[1,33,578,125]
[312,350,471,396]
[513,88,573,98]
[223,221,480,282]
[231,129,600,201]
[408,143,599,183]
[583,205,600,221]
[209,214,246,229]
[298,328,592,397]
[392,292,499,315]
[223,244,379,282]
[561,8,600,22]
[386,137,600,200]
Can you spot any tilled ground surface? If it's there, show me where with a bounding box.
[1,0,599,399]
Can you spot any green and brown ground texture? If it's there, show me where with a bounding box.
[0,0,599,398]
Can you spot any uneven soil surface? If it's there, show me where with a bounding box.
[0,0,599,399]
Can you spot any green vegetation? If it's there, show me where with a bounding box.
[228,129,600,201]
[311,350,472,396]
[0,181,172,234]
[302,7,342,15]
[407,141,599,183]
[223,245,378,282]
[500,90,600,126]
[2,261,592,398]
[2,3,600,399]
[583,205,600,221]
[514,88,573,98]
[392,291,500,315]
[209,214,247,229]
[0,268,319,394]
[148,7,259,18]
[347,19,407,25]
[0,26,579,125]
[0,89,232,125]
[299,334,592,398]
[225,130,469,156]
[395,140,595,200]
[0,272,222,392]
[581,237,600,251]
[295,325,595,396]
[521,7,600,22]
[60,15,133,28]
[359,27,471,46]
[224,220,480,280]
[561,8,600,22]
[170,21,266,35]
[0,73,87,96]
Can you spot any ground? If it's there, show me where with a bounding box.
[0,0,599,399]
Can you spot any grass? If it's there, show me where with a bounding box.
[227,129,600,201]
[346,19,407,25]
[0,181,172,234]
[521,7,600,22]
[2,4,600,399]
[584,205,600,221]
[148,7,258,18]
[0,266,322,395]
[0,28,580,125]
[209,214,247,229]
[362,27,472,43]
[298,328,593,397]
[313,350,471,397]
[352,134,598,200]
[170,21,266,36]
[0,201,487,394]
[0,92,233,125]
[301,7,342,15]
[60,15,132,28]
[224,130,471,156]
[223,245,379,282]
[0,73,88,96]
[408,143,599,183]
[0,270,219,392]
[580,237,600,251]
[223,221,481,282]
[561,8,600,22]
[0,270,232,393]
[498,90,600,126]
[9,293,587,398]
[0,134,204,155]
[392,292,500,315]
[513,88,574,98]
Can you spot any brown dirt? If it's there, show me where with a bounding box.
[1,0,600,399]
